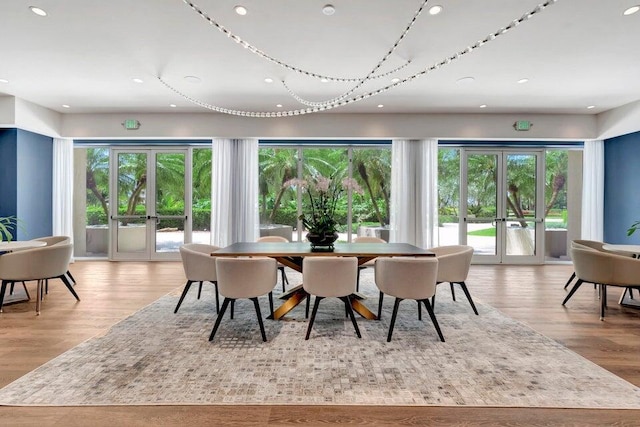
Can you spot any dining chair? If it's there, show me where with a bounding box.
[33,236,76,294]
[352,236,386,292]
[0,242,76,315]
[176,243,221,313]
[563,240,607,290]
[428,245,477,315]
[375,256,444,342]
[302,256,361,340]
[209,257,277,342]
[256,235,290,291]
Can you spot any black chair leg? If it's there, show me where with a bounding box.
[458,281,479,315]
[197,281,203,300]
[387,298,402,342]
[66,270,76,284]
[377,291,384,320]
[356,267,363,292]
[562,279,584,305]
[230,300,235,319]
[279,267,289,292]
[209,298,231,341]
[422,299,445,342]
[60,274,80,301]
[45,279,49,295]
[629,288,635,300]
[450,282,456,301]
[214,282,220,313]
[600,284,607,320]
[21,282,31,300]
[251,297,267,342]
[268,291,274,318]
[9,282,15,295]
[305,293,311,318]
[563,272,576,289]
[0,281,8,313]
[418,300,422,320]
[341,296,361,338]
[174,280,194,313]
[305,296,323,340]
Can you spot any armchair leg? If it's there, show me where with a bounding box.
[450,282,456,301]
[268,291,274,318]
[422,299,445,342]
[562,279,584,305]
[251,297,267,342]
[209,298,231,341]
[387,298,402,342]
[214,282,220,313]
[458,281,479,315]
[305,293,311,318]
[197,281,203,300]
[0,281,8,313]
[600,284,607,321]
[22,281,31,300]
[60,274,80,301]
[230,300,235,319]
[305,296,323,340]
[418,300,422,321]
[377,291,384,320]
[66,270,77,284]
[174,280,194,313]
[341,296,361,338]
[36,279,43,315]
[563,272,576,289]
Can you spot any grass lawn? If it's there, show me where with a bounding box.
[467,227,496,237]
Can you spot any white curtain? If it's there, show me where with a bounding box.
[581,139,604,240]
[211,138,259,246]
[390,139,439,248]
[52,138,74,257]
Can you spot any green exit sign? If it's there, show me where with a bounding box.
[514,120,532,131]
[122,119,141,130]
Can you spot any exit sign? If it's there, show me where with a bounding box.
[514,120,532,131]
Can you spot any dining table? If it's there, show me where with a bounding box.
[0,240,47,305]
[212,241,435,320]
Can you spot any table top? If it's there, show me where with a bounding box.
[602,244,640,255]
[213,242,434,258]
[0,240,47,253]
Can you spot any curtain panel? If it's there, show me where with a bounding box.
[211,138,259,246]
[390,139,438,248]
[52,138,74,258]
[581,139,604,241]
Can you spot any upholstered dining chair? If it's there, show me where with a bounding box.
[375,257,444,342]
[176,243,221,314]
[256,235,290,291]
[564,245,640,320]
[33,235,76,294]
[428,245,477,315]
[352,236,386,292]
[209,257,277,342]
[302,256,361,340]
[0,242,76,315]
[563,239,608,290]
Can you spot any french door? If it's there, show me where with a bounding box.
[110,149,191,261]
[461,149,544,264]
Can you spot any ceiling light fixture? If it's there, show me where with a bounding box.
[0,78,8,84]
[623,5,639,15]
[276,104,283,108]
[587,105,596,109]
[29,6,47,16]
[377,104,384,108]
[61,104,70,109]
[517,78,529,84]
[234,5,247,16]
[391,78,400,84]
[264,78,274,83]
[169,104,177,108]
[322,5,336,15]
[429,5,443,15]
[165,0,559,117]
[320,78,329,83]
[479,104,488,109]
[132,78,144,83]
[183,75,201,83]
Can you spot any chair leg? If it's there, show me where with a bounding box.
[356,267,362,292]
[174,280,195,313]
[377,291,384,320]
[305,296,323,340]
[305,293,311,318]
[600,284,607,321]
[45,278,49,295]
[422,299,445,342]
[341,296,361,338]
[268,291,274,318]
[418,300,422,320]
[279,267,288,292]
[66,270,77,284]
[22,281,31,300]
[60,274,80,301]
[36,279,43,315]
[563,272,576,289]
[458,281,479,315]
[209,298,232,341]
[0,281,8,313]
[214,282,220,314]
[197,281,203,300]
[251,297,267,342]
[450,282,456,301]
[387,298,402,342]
[562,279,584,305]
[230,300,235,319]
[629,288,635,300]
[9,282,14,295]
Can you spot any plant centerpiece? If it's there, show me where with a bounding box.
[284,175,362,251]
[0,216,19,242]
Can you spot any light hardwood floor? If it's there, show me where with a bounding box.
[1,261,639,426]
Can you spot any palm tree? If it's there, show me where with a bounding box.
[352,148,391,226]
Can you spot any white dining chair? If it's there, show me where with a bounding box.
[176,243,221,313]
[429,245,477,315]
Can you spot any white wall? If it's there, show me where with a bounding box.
[597,99,640,140]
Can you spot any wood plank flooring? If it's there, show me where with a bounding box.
[1,261,639,426]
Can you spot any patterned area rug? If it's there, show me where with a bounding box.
[2,270,640,408]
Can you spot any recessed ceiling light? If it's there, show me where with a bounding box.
[377,104,384,108]
[587,105,596,109]
[479,104,487,109]
[320,78,329,83]
[264,78,274,83]
[169,104,177,108]
[391,78,400,84]
[0,78,8,84]
[29,6,47,16]
[322,4,336,16]
[276,104,283,108]
[234,5,248,16]
[429,5,443,15]
[183,75,201,84]
[456,76,475,84]
[517,78,529,84]
[132,78,144,84]
[61,104,70,109]
[623,5,639,15]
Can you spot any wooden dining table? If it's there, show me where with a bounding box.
[212,242,435,320]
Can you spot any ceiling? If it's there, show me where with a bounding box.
[1,0,639,117]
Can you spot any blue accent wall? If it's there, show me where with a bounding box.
[0,129,18,238]
[604,131,640,244]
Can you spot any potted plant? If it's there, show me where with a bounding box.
[627,221,640,236]
[0,216,19,242]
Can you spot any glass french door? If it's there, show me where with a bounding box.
[461,149,544,264]
[110,149,190,260]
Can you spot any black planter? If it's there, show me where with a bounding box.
[306,232,339,251]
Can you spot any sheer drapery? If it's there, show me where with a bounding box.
[52,138,74,258]
[390,139,438,248]
[211,138,259,246]
[581,139,604,241]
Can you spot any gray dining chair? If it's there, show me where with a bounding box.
[177,243,221,313]
[256,235,290,291]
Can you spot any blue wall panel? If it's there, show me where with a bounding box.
[16,130,53,239]
[604,131,640,244]
[0,129,18,229]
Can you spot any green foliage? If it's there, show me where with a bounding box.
[467,227,496,237]
[628,221,640,236]
[0,216,18,242]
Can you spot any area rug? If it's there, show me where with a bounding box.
[1,270,640,408]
